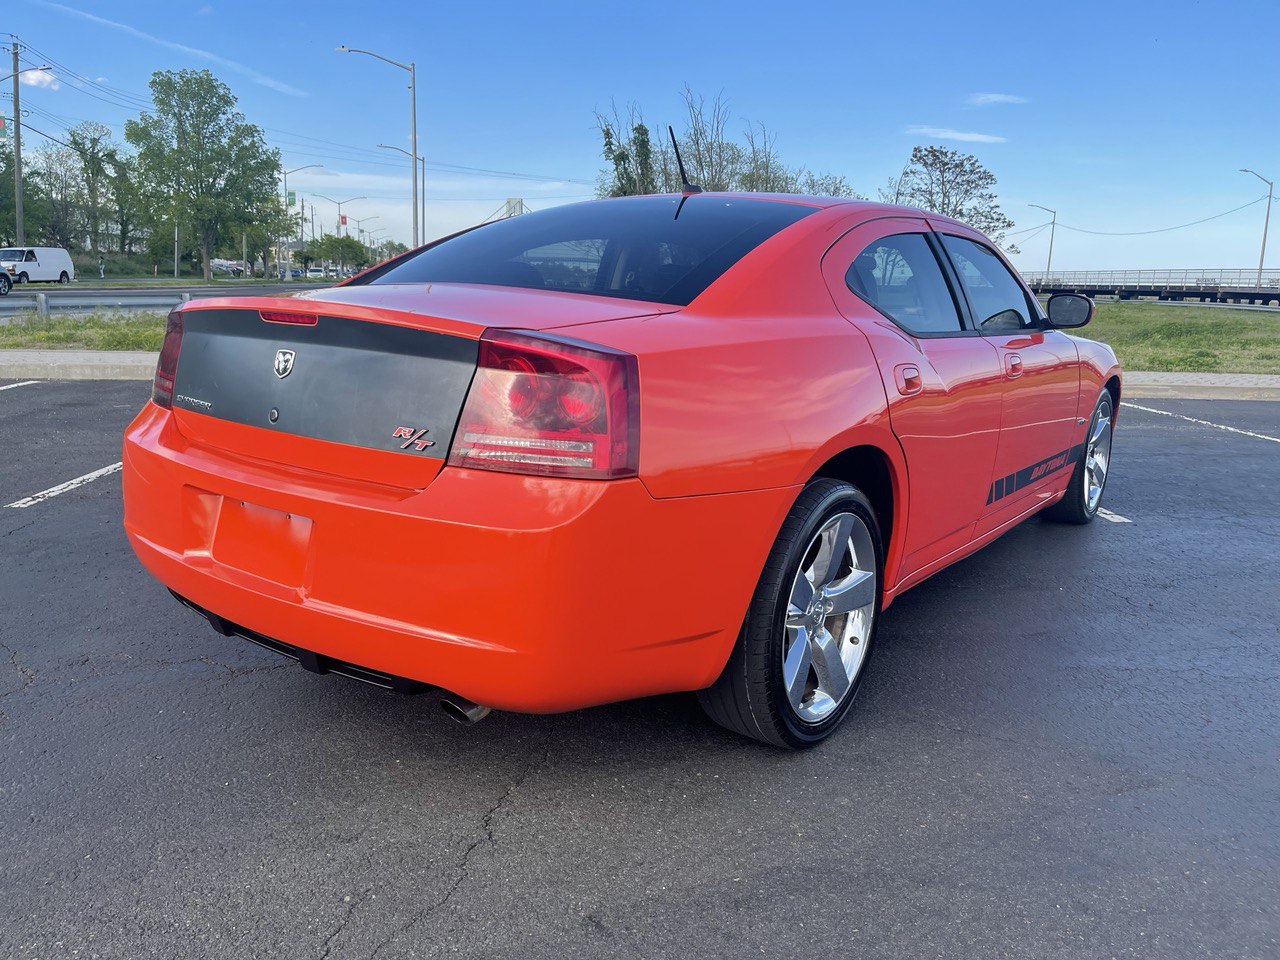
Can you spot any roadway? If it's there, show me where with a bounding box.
[1,381,1277,958]
[0,280,333,318]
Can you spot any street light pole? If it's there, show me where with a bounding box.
[1240,169,1274,289]
[377,144,427,242]
[338,46,419,246]
[314,194,366,238]
[1029,204,1057,290]
[281,165,321,281]
[8,49,52,246]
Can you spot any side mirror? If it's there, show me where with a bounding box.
[1046,293,1093,329]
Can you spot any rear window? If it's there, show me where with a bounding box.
[362,196,818,306]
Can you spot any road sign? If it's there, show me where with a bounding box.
[287,190,296,206]
[0,116,8,141]
[340,214,347,226]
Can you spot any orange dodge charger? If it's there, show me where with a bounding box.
[123,194,1120,747]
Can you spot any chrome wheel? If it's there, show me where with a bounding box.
[1084,399,1112,513]
[783,512,877,722]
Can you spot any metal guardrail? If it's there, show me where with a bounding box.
[0,292,193,318]
[1022,268,1280,289]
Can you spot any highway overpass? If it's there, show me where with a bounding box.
[1022,269,1280,306]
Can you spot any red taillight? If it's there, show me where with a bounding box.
[151,309,185,408]
[448,330,639,480]
[259,309,318,325]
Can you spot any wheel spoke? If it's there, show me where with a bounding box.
[809,628,850,703]
[786,603,808,628]
[1089,414,1111,449]
[823,569,876,615]
[790,572,814,613]
[783,629,812,709]
[819,515,855,585]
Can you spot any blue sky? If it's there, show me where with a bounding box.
[14,0,1280,270]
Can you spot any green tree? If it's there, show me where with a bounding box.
[107,153,144,254]
[125,69,281,280]
[891,145,1017,250]
[30,146,82,248]
[595,89,859,198]
[67,121,116,253]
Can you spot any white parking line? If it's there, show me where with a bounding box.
[0,380,39,392]
[1097,508,1133,523]
[5,462,123,509]
[1123,402,1280,444]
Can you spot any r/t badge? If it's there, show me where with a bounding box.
[392,426,435,451]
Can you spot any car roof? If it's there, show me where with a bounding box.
[591,192,964,228]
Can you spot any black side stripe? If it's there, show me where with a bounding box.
[986,444,1084,505]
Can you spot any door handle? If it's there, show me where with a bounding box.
[894,363,922,395]
[1005,353,1023,378]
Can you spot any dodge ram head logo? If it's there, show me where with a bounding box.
[273,349,296,379]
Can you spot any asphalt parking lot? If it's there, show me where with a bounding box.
[2,380,1277,960]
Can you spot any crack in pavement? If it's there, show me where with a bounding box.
[318,886,375,960]
[0,640,37,692]
[368,725,554,958]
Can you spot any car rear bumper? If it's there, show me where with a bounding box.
[122,403,797,712]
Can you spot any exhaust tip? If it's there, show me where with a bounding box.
[440,694,491,726]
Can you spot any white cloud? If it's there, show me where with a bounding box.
[969,92,1028,106]
[20,70,60,91]
[36,0,307,97]
[906,125,1007,144]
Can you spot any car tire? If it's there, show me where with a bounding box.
[698,478,883,748]
[15,272,27,284]
[1045,390,1114,525]
[0,275,10,296]
[58,272,70,283]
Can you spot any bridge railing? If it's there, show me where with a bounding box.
[1020,268,1280,289]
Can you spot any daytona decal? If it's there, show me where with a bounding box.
[986,444,1084,505]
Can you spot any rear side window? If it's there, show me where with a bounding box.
[845,233,963,334]
[940,235,1037,331]
[364,196,817,306]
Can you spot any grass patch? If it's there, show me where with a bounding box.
[1,301,1277,375]
[0,311,169,351]
[1076,301,1280,374]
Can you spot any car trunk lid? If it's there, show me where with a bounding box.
[167,286,671,489]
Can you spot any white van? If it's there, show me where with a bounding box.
[0,247,75,294]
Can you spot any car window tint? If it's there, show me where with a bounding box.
[365,196,817,306]
[940,235,1035,331]
[845,233,962,334]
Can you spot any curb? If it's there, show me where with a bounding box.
[1124,384,1280,401]
[0,350,158,381]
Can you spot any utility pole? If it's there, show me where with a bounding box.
[12,43,24,245]
[173,223,179,278]
[242,231,247,279]
[1029,204,1057,291]
[1240,169,1273,289]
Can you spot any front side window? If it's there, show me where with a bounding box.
[940,235,1037,331]
[25,250,37,262]
[364,196,817,306]
[845,233,963,334]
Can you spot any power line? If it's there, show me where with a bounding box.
[1057,195,1269,237]
[1005,219,1052,238]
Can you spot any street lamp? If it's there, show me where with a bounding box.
[377,144,426,244]
[1,65,51,83]
[337,45,418,246]
[1240,169,1274,290]
[280,165,322,282]
[314,194,366,237]
[1029,203,1057,290]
